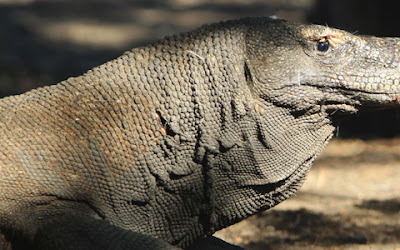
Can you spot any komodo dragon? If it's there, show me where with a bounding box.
[1,17,400,249]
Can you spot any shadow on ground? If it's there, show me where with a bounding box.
[357,198,400,214]
[240,199,400,249]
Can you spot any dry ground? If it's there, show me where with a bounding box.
[215,138,400,249]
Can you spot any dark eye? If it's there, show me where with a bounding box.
[316,40,330,52]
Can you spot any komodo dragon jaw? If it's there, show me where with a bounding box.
[2,17,400,249]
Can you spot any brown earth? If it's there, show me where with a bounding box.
[215,138,400,249]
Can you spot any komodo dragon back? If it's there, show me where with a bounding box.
[1,17,400,249]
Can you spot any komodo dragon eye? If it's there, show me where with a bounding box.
[316,39,330,52]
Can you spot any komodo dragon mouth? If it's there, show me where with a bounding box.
[278,80,400,95]
[304,82,400,95]
[309,84,400,107]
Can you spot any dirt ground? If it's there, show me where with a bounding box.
[215,138,400,249]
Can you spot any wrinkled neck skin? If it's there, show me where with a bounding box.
[191,34,338,237]
[142,22,341,244]
[201,75,338,234]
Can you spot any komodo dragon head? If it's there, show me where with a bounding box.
[245,18,400,112]
[202,18,400,236]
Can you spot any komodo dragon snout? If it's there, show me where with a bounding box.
[1,17,400,249]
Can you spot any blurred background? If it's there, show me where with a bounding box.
[1,1,399,249]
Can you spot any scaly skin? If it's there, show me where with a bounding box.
[1,17,399,249]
